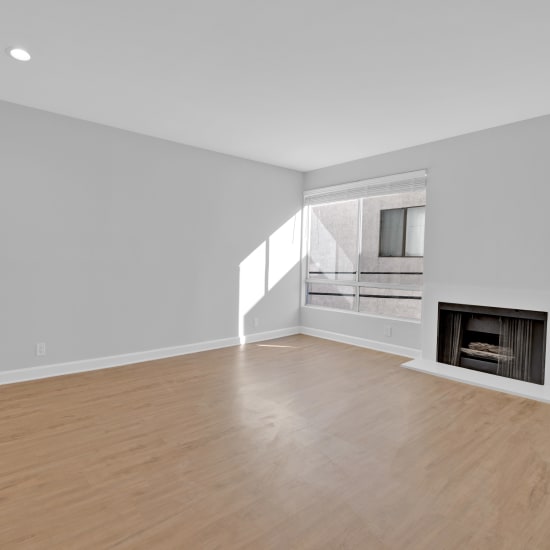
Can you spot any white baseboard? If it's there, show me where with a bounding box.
[299,326,421,359]
[240,326,301,344]
[0,327,301,386]
[0,325,419,386]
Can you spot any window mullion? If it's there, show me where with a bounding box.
[304,204,312,306]
[402,207,408,257]
[355,199,362,312]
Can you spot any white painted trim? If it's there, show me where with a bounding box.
[0,325,423,386]
[300,326,421,359]
[301,304,422,324]
[239,326,301,344]
[0,327,301,386]
[5,324,546,403]
[403,358,550,403]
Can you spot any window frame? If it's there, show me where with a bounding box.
[301,170,427,321]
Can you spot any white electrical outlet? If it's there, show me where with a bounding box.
[384,325,392,337]
[253,317,260,328]
[36,342,46,356]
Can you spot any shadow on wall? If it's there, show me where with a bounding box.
[238,211,302,343]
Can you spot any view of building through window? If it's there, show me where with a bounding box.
[379,206,425,257]
[305,187,426,320]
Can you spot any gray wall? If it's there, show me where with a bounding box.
[1,101,303,371]
[303,115,550,357]
[4,98,549,372]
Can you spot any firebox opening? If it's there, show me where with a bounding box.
[437,303,547,385]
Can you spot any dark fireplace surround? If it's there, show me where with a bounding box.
[437,303,547,385]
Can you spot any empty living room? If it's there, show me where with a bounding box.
[2,1,550,548]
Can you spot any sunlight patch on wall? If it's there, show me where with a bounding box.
[238,241,266,343]
[268,212,301,291]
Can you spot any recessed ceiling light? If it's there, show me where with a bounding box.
[7,47,31,62]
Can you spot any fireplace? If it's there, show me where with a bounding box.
[437,303,547,385]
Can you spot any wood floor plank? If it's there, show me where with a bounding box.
[1,334,550,548]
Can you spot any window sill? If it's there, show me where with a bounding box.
[301,304,422,325]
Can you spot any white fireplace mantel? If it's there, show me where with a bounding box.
[402,357,550,403]
[410,282,550,403]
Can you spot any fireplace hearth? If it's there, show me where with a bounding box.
[437,303,547,385]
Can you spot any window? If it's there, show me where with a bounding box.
[379,206,426,257]
[303,170,426,320]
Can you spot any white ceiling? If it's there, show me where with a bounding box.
[2,1,550,171]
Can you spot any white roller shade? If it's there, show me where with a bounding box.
[303,169,427,205]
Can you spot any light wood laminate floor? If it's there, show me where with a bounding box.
[2,335,550,549]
